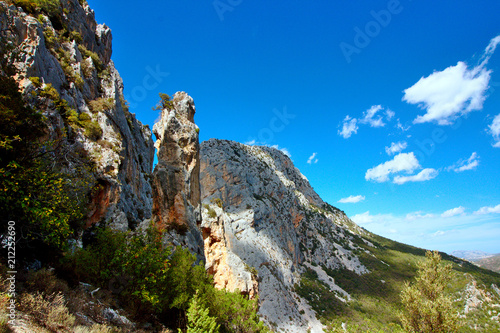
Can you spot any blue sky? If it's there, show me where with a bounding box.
[87,0,500,254]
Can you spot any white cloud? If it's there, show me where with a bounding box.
[393,168,438,185]
[385,141,408,156]
[348,209,500,254]
[360,105,386,127]
[365,152,420,183]
[307,152,318,164]
[338,116,358,139]
[338,195,365,203]
[271,145,291,157]
[351,211,375,224]
[441,206,466,218]
[396,119,411,132]
[245,139,256,145]
[474,204,500,215]
[405,211,436,221]
[403,35,500,125]
[447,152,479,172]
[489,113,500,147]
[386,109,395,121]
[246,141,292,157]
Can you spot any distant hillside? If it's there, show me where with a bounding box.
[472,254,500,273]
[451,250,494,261]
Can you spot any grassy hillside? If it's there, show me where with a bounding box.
[297,230,500,332]
[472,255,500,273]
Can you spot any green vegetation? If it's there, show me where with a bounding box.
[0,75,91,260]
[67,227,269,332]
[78,44,104,72]
[88,97,115,113]
[399,251,460,333]
[204,204,217,218]
[153,92,174,110]
[11,0,60,17]
[300,231,500,332]
[183,291,220,333]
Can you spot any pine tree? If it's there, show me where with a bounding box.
[182,291,219,333]
[399,250,460,333]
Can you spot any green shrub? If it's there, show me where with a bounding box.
[29,76,42,88]
[78,45,104,72]
[183,291,220,333]
[75,74,84,90]
[13,0,60,17]
[36,13,46,24]
[68,227,269,331]
[69,30,82,43]
[88,97,115,113]
[80,58,93,78]
[40,83,59,100]
[43,26,57,49]
[204,204,217,218]
[78,112,91,122]
[152,92,173,110]
[211,198,223,208]
[0,75,90,256]
[83,120,102,141]
[119,96,129,112]
[399,251,460,333]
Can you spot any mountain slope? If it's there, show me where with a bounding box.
[472,254,500,273]
[199,139,500,332]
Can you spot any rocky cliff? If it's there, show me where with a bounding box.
[200,139,370,332]
[0,0,154,230]
[151,92,204,259]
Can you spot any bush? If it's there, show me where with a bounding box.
[204,204,217,218]
[29,76,42,88]
[69,30,83,43]
[399,251,460,333]
[81,58,93,78]
[83,120,103,141]
[183,291,219,333]
[68,227,269,331]
[14,0,61,17]
[88,97,115,113]
[18,292,75,331]
[78,45,104,72]
[43,26,57,49]
[26,268,69,295]
[39,83,59,100]
[152,92,173,111]
[0,75,90,258]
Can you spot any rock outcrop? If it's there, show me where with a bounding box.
[0,0,154,230]
[200,139,368,332]
[151,92,204,259]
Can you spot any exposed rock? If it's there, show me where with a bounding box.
[0,0,154,230]
[200,139,369,332]
[151,92,204,259]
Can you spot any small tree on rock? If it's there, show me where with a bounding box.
[399,250,460,333]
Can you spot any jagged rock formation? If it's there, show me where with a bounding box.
[0,0,154,230]
[200,139,369,332]
[151,92,204,259]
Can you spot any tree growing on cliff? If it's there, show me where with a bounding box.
[399,250,460,333]
[152,92,174,110]
[0,75,90,260]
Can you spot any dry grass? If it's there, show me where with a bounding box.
[18,292,75,332]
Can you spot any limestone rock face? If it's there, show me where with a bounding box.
[0,0,154,230]
[200,139,368,333]
[151,92,204,258]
